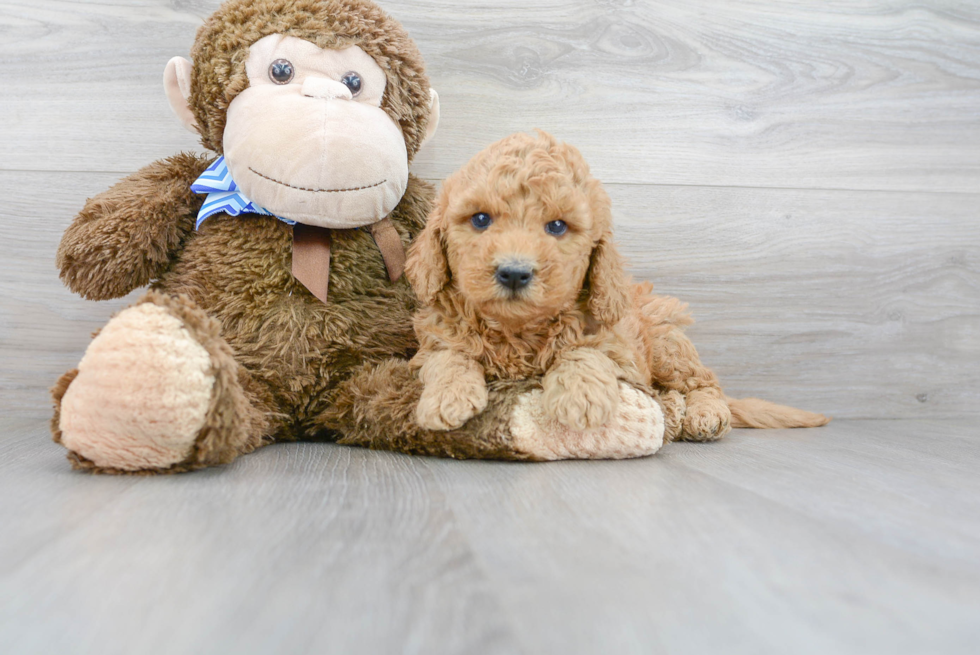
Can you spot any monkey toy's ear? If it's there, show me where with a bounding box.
[420,89,440,148]
[164,57,199,134]
[405,202,450,305]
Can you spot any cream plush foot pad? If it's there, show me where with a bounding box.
[59,303,216,471]
[509,382,665,460]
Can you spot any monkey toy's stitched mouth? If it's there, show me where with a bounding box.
[248,167,387,193]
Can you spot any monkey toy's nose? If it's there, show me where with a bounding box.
[301,76,353,101]
[495,264,534,292]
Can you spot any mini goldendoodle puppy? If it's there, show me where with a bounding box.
[405,131,828,440]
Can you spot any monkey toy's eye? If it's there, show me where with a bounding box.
[471,212,493,230]
[545,220,568,236]
[269,59,295,84]
[340,71,363,96]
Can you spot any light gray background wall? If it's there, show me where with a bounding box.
[1,0,978,419]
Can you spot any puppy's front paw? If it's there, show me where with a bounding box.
[416,381,489,431]
[683,396,732,441]
[542,374,620,431]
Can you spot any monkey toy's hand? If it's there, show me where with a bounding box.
[57,153,211,301]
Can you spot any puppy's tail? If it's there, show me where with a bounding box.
[726,396,831,429]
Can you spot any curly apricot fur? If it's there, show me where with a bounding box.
[406,132,829,438]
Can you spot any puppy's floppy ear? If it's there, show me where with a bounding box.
[406,203,450,305]
[582,176,631,324]
[585,231,632,325]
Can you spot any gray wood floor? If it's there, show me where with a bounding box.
[1,417,978,654]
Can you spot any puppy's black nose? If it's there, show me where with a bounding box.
[495,264,534,291]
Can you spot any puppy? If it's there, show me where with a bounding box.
[405,131,828,439]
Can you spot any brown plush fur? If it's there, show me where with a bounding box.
[327,359,537,459]
[54,292,276,474]
[325,358,678,459]
[139,291,275,471]
[52,0,443,472]
[57,153,208,301]
[404,131,829,440]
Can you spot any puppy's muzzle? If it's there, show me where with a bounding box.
[495,263,534,292]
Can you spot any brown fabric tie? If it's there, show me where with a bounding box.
[370,217,407,283]
[291,218,406,304]
[292,223,333,304]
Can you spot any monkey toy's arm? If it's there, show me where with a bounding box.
[57,152,211,300]
[325,358,538,460]
[326,359,669,461]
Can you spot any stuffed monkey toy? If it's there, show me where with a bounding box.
[52,0,668,473]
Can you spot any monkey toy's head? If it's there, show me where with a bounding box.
[164,0,439,229]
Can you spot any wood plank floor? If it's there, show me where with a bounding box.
[1,417,978,654]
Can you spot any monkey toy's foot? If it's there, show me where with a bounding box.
[52,292,266,474]
[508,382,665,460]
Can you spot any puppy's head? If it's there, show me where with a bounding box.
[407,131,630,325]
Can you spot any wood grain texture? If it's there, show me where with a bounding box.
[4,170,976,419]
[0,0,978,192]
[0,171,140,420]
[429,419,980,655]
[0,417,522,655]
[1,417,978,654]
[612,184,980,419]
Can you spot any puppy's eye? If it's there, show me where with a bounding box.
[340,71,363,96]
[545,220,568,237]
[269,59,295,84]
[471,213,493,230]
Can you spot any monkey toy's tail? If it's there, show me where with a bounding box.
[725,396,831,429]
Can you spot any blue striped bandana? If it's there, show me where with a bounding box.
[190,157,295,229]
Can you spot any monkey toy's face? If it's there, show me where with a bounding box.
[166,34,438,229]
